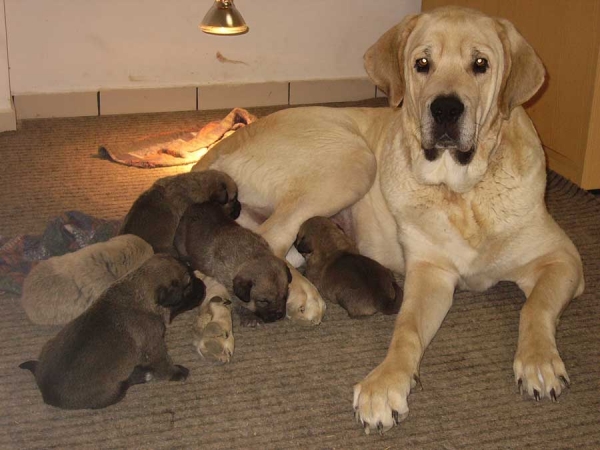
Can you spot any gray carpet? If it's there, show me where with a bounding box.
[1,99,599,449]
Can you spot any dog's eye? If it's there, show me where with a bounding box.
[473,57,489,74]
[415,57,430,74]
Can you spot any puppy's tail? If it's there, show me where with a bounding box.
[19,360,38,374]
[380,281,403,315]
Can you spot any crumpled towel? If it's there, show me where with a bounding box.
[98,107,256,168]
[0,211,121,295]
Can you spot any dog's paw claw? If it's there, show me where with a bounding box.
[559,375,570,389]
[514,342,569,402]
[412,374,423,391]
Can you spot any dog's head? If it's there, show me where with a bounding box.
[295,216,351,257]
[149,255,206,322]
[192,170,241,220]
[364,6,545,192]
[233,257,292,323]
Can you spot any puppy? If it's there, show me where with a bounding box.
[175,202,292,324]
[119,169,241,254]
[295,216,402,318]
[19,254,205,410]
[21,234,154,325]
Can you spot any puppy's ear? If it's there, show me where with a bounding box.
[233,275,253,303]
[210,182,229,205]
[495,18,545,119]
[294,233,312,254]
[285,265,292,284]
[363,14,420,107]
[156,283,182,308]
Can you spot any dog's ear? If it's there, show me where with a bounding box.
[364,14,420,107]
[156,282,182,308]
[495,18,545,119]
[233,275,253,303]
[210,182,229,205]
[294,233,312,255]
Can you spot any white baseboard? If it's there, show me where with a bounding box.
[0,103,16,132]
[12,78,378,120]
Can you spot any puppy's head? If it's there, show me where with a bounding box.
[190,170,241,220]
[233,257,292,323]
[149,255,206,322]
[296,216,351,256]
[364,6,545,192]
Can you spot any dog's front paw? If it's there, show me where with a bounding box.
[513,339,570,402]
[194,297,235,364]
[286,271,326,326]
[170,365,189,381]
[353,359,419,435]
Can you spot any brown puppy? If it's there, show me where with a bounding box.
[175,202,291,324]
[19,254,205,410]
[296,216,402,318]
[21,234,154,325]
[120,169,241,253]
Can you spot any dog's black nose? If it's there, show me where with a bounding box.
[430,96,464,125]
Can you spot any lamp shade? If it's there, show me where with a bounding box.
[200,0,248,35]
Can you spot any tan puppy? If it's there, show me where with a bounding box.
[19,254,205,410]
[191,6,584,434]
[120,170,240,254]
[295,217,401,318]
[175,202,291,324]
[21,234,153,325]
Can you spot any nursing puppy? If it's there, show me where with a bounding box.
[19,254,205,410]
[296,217,402,318]
[175,202,292,324]
[21,234,153,325]
[119,169,240,254]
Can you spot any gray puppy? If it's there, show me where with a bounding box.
[120,170,241,254]
[175,202,292,324]
[21,234,154,325]
[295,216,402,318]
[19,254,205,410]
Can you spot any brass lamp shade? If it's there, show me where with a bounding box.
[200,0,249,35]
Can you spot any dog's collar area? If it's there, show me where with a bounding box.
[421,146,475,165]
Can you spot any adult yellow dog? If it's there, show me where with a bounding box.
[193,6,584,434]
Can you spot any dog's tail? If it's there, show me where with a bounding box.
[380,281,403,315]
[19,360,38,374]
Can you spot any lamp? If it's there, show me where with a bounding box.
[199,0,249,35]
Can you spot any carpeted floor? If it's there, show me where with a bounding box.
[1,99,599,449]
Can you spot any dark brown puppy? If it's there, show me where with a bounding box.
[175,202,292,324]
[19,254,205,410]
[119,170,241,253]
[295,216,402,318]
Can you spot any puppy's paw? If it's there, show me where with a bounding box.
[353,359,419,435]
[170,365,189,382]
[194,297,235,364]
[235,306,264,328]
[286,271,326,326]
[514,338,570,402]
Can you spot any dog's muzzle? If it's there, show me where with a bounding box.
[422,95,475,165]
[430,95,464,145]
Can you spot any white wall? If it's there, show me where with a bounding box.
[5,0,421,95]
[0,0,13,111]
